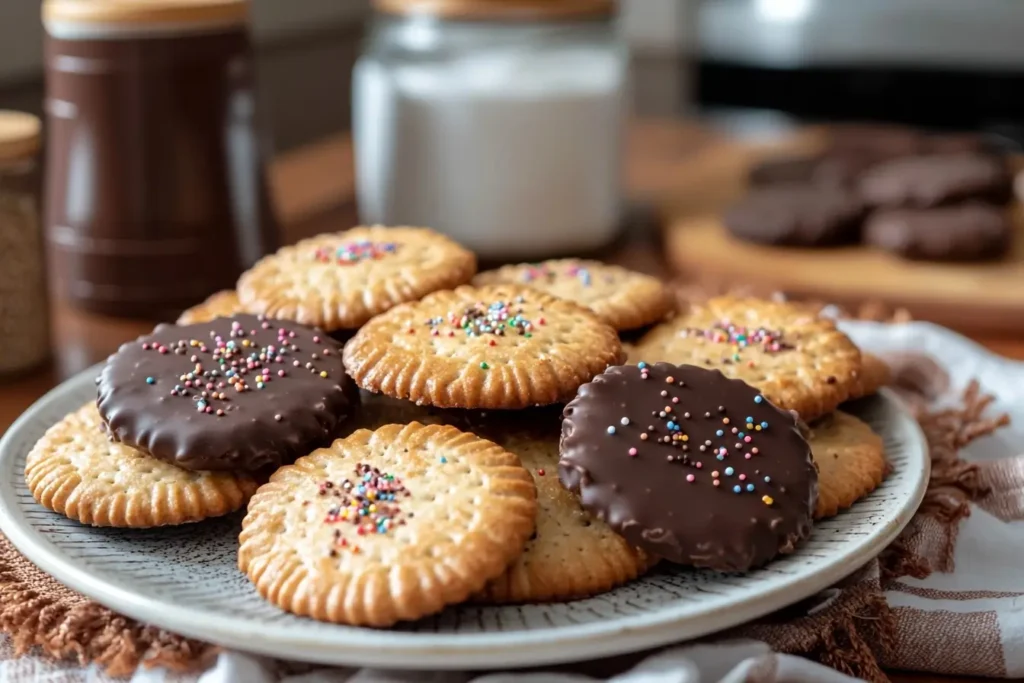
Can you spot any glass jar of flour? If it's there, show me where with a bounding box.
[354,0,627,260]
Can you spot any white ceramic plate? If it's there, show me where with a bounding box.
[0,367,928,670]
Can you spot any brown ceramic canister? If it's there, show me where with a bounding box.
[43,0,278,318]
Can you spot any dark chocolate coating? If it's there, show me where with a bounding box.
[559,363,817,571]
[748,156,823,187]
[864,203,1013,262]
[858,153,1013,209]
[825,123,924,158]
[97,315,356,472]
[723,184,866,247]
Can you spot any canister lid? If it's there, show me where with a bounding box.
[374,0,615,20]
[43,0,248,36]
[0,112,41,163]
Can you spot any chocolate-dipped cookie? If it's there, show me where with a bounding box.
[723,184,866,247]
[858,153,1013,209]
[864,203,1013,262]
[559,362,817,571]
[97,315,357,472]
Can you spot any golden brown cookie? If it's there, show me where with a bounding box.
[629,297,863,421]
[473,260,673,332]
[475,425,654,604]
[849,353,892,400]
[343,394,652,603]
[809,411,887,519]
[25,403,257,528]
[238,422,537,627]
[237,226,477,332]
[343,285,625,409]
[176,290,247,325]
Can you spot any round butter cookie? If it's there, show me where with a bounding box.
[345,394,653,603]
[473,260,672,332]
[343,284,624,409]
[629,297,863,421]
[237,226,477,332]
[560,363,817,571]
[238,422,537,627]
[97,315,357,472]
[177,290,247,325]
[26,403,257,527]
[809,411,888,519]
[474,420,654,604]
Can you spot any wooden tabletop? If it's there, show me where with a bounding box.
[2,120,1022,683]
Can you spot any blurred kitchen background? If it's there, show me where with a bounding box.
[2,0,1023,385]
[0,0,692,151]
[6,0,1024,150]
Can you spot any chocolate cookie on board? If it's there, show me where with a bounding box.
[723,184,866,247]
[97,315,357,472]
[859,153,1013,209]
[748,156,823,187]
[864,204,1013,262]
[559,363,817,571]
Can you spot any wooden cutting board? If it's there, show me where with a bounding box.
[665,210,1024,334]
[658,130,1024,334]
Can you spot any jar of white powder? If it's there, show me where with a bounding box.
[354,0,627,260]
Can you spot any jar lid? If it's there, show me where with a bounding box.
[43,0,248,34]
[374,0,615,20]
[0,112,41,163]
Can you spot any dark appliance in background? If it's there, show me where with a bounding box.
[693,0,1024,146]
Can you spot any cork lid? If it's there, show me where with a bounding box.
[0,112,41,163]
[43,0,248,34]
[374,0,615,20]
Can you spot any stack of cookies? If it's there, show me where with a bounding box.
[728,124,1017,262]
[25,225,891,629]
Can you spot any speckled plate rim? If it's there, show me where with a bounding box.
[0,365,928,670]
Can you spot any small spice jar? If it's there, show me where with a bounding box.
[0,111,51,376]
[42,0,278,319]
[354,0,628,261]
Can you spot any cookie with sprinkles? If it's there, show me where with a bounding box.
[238,422,537,626]
[559,362,817,571]
[342,393,654,603]
[97,314,357,472]
[26,403,257,527]
[629,297,863,421]
[237,226,477,332]
[177,290,248,325]
[343,284,625,409]
[808,411,888,519]
[473,259,673,332]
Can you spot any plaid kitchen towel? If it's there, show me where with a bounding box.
[0,319,1019,683]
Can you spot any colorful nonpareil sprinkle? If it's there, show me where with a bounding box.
[425,298,535,345]
[314,240,398,264]
[321,463,411,555]
[613,363,780,505]
[681,323,794,365]
[518,262,603,287]
[141,318,332,417]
